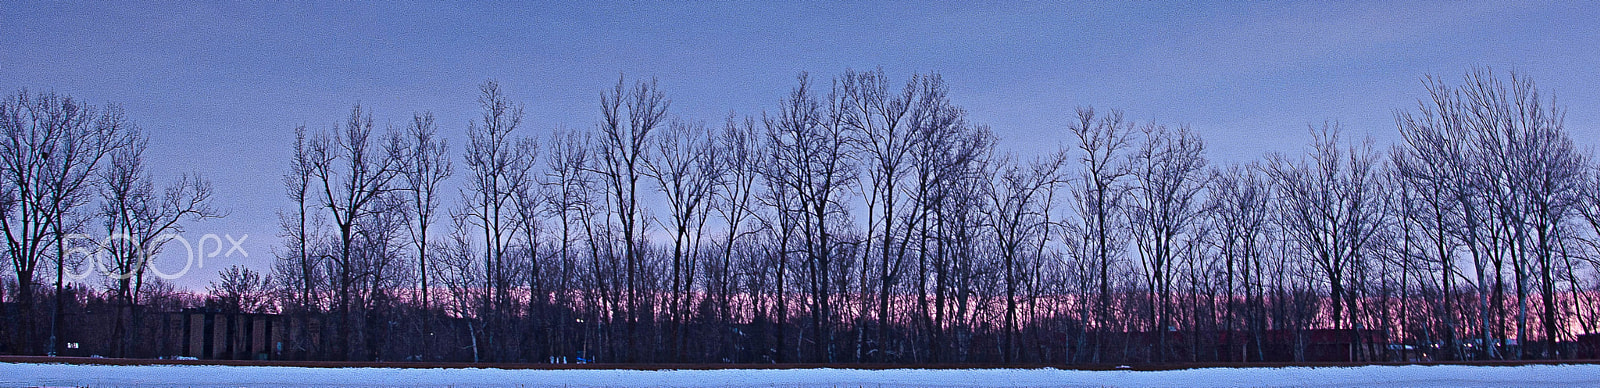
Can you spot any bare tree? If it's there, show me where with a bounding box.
[1394,76,1479,359]
[1267,124,1386,334]
[460,81,537,362]
[207,264,274,361]
[511,151,546,361]
[1127,123,1207,361]
[645,118,720,360]
[398,112,452,359]
[355,191,413,361]
[593,76,668,361]
[763,73,858,362]
[755,145,800,363]
[1392,68,1590,359]
[98,129,220,357]
[208,265,274,314]
[0,90,130,355]
[709,115,761,362]
[838,68,916,362]
[1066,107,1134,362]
[1493,72,1584,357]
[985,150,1064,363]
[309,104,404,360]
[433,213,486,362]
[272,125,328,359]
[1205,163,1272,361]
[541,128,593,362]
[1460,70,1533,358]
[901,74,986,363]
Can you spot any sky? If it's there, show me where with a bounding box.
[3,1,1599,289]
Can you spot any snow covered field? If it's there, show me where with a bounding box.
[3,362,1598,387]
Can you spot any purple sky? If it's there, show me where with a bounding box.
[3,1,1599,289]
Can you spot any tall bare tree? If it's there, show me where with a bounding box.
[709,115,761,362]
[1267,124,1386,333]
[1066,107,1133,362]
[645,118,720,360]
[309,104,404,360]
[460,81,537,362]
[98,129,220,357]
[1127,123,1207,361]
[838,68,915,362]
[541,128,593,362]
[398,112,452,359]
[764,73,858,362]
[1205,163,1272,361]
[1489,72,1583,357]
[0,90,130,355]
[1394,76,1479,359]
[901,73,987,363]
[985,151,1064,363]
[272,125,329,359]
[594,76,668,361]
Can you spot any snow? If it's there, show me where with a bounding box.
[2,362,1597,387]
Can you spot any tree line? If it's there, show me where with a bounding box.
[5,68,1600,364]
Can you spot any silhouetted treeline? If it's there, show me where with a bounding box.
[7,68,1600,364]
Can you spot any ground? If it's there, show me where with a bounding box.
[3,361,1598,387]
